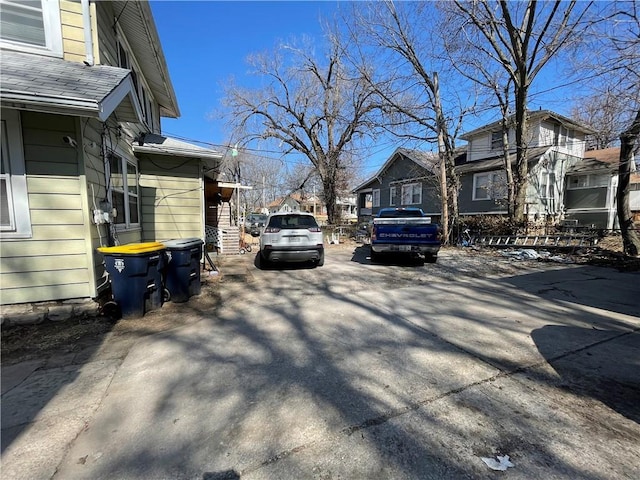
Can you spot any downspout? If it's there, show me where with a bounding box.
[81,0,94,66]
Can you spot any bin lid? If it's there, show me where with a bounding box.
[97,242,166,255]
[162,238,204,249]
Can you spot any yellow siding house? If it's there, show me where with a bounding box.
[0,0,222,319]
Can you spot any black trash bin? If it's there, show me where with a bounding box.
[162,238,204,302]
[97,242,166,318]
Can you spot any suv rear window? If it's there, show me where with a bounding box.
[268,214,319,229]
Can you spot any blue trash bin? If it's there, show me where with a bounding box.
[162,238,204,303]
[97,242,166,318]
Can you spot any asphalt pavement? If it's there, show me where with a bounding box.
[1,247,639,479]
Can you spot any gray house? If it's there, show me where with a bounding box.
[353,148,440,224]
[457,110,595,222]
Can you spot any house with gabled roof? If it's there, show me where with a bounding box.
[267,194,303,214]
[0,1,222,318]
[457,110,595,221]
[353,148,441,224]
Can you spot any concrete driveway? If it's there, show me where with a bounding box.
[2,246,639,479]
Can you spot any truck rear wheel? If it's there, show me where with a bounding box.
[370,248,380,262]
[424,254,437,264]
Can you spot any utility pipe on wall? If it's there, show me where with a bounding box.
[81,0,94,66]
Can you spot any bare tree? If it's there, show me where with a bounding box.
[452,0,593,222]
[608,2,640,255]
[348,1,464,244]
[619,110,640,256]
[442,18,519,220]
[570,89,629,150]
[571,1,640,255]
[222,34,381,225]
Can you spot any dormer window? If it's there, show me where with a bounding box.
[0,0,63,56]
[491,131,503,151]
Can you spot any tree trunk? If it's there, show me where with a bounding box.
[438,152,449,244]
[513,84,530,224]
[433,72,454,244]
[500,107,516,220]
[617,109,640,257]
[323,175,339,225]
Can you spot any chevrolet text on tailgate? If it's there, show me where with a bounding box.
[371,207,442,263]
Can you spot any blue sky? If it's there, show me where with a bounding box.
[151,1,340,152]
[150,1,585,177]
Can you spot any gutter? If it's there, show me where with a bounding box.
[81,0,94,66]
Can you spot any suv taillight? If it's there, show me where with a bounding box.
[264,227,280,233]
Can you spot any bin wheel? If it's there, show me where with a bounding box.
[163,288,171,302]
[245,244,252,253]
[102,301,121,320]
[239,248,246,254]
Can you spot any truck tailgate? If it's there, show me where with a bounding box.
[373,218,439,245]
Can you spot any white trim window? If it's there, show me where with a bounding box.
[108,153,140,229]
[0,0,63,56]
[540,171,556,199]
[491,131,503,151]
[389,186,397,206]
[1,109,32,238]
[473,171,507,201]
[401,182,422,205]
[567,173,609,189]
[372,189,380,207]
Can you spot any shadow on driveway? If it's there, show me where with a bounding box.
[532,325,640,424]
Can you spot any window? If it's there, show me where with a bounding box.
[401,182,422,205]
[117,38,155,129]
[491,131,503,151]
[567,174,609,189]
[554,125,568,147]
[389,186,397,206]
[372,189,380,207]
[473,171,507,201]
[0,0,62,55]
[540,171,556,199]
[1,109,31,238]
[108,153,139,228]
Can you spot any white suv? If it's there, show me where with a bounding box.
[259,212,324,267]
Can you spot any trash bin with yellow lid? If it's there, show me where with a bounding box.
[97,242,166,318]
[162,238,204,303]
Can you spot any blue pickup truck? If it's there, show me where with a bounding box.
[370,207,442,263]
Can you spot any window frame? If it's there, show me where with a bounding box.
[389,186,397,206]
[1,109,32,238]
[372,189,380,208]
[539,170,556,200]
[0,0,63,57]
[401,182,422,205]
[116,34,156,130]
[490,131,504,151]
[566,173,609,190]
[472,171,507,201]
[107,151,140,231]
